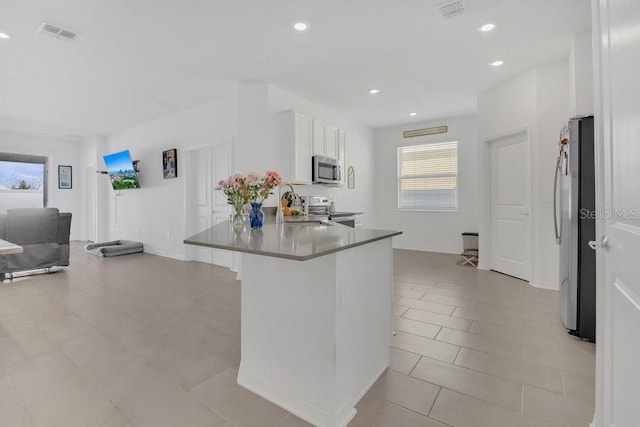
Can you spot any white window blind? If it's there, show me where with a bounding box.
[397,141,458,211]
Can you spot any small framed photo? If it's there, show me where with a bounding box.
[58,165,72,189]
[163,149,177,179]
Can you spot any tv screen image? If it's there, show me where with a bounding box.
[103,150,140,190]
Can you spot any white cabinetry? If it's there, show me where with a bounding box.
[326,124,338,158]
[280,110,346,185]
[279,111,313,184]
[338,130,346,184]
[312,120,339,158]
[312,119,326,156]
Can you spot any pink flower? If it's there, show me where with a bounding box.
[216,170,283,206]
[264,171,282,187]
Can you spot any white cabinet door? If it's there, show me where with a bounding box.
[338,131,346,184]
[312,119,326,156]
[325,124,338,158]
[293,113,312,184]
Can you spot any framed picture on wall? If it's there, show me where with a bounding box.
[58,165,72,189]
[163,149,177,179]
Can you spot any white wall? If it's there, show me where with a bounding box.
[100,93,237,259]
[373,115,479,253]
[0,129,85,240]
[268,84,377,225]
[535,60,571,289]
[478,58,569,289]
[569,31,594,117]
[87,80,377,262]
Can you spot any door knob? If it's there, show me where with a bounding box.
[588,236,609,250]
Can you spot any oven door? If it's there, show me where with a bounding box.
[333,218,355,228]
[329,212,356,228]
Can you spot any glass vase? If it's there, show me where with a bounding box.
[230,204,245,225]
[248,202,265,229]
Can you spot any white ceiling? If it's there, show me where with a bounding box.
[0,0,591,138]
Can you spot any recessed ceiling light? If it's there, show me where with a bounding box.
[409,112,417,116]
[489,60,504,67]
[478,23,496,32]
[293,22,309,31]
[0,32,11,40]
[369,89,380,94]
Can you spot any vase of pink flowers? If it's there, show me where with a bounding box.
[216,171,282,228]
[246,171,282,229]
[216,173,251,225]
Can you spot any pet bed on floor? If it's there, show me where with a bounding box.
[84,240,143,257]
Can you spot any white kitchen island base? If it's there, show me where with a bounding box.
[237,238,393,427]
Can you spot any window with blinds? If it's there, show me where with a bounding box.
[397,141,458,211]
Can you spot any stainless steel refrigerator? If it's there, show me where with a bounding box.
[553,115,596,341]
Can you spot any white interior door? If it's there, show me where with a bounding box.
[489,131,531,281]
[594,1,640,426]
[186,143,233,267]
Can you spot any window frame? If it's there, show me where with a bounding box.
[0,152,49,208]
[396,140,459,212]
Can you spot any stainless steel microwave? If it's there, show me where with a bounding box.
[312,155,342,184]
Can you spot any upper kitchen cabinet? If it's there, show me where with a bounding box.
[338,130,346,184]
[312,119,339,158]
[278,110,346,185]
[326,124,338,158]
[278,110,313,184]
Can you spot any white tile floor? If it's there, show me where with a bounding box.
[0,243,595,426]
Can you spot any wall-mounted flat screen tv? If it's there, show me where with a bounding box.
[103,150,140,190]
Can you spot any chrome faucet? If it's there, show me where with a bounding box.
[276,183,298,224]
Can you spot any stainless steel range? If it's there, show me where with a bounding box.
[305,196,361,227]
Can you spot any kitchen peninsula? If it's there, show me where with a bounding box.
[184,218,401,427]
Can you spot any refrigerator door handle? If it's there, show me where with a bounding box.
[553,156,562,244]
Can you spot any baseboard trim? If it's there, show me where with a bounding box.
[237,367,356,427]
[143,248,185,261]
[530,280,559,290]
[392,245,460,255]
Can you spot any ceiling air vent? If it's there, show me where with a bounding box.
[37,22,77,42]
[438,0,466,20]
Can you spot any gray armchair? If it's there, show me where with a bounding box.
[0,208,72,276]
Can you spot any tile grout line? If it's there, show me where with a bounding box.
[407,355,423,377]
[451,345,462,365]
[426,385,443,418]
